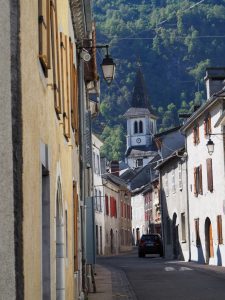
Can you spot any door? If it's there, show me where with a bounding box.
[205,218,214,264]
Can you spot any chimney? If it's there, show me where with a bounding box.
[205,67,225,100]
[110,160,119,177]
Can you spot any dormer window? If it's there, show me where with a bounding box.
[204,114,211,137]
[136,159,143,167]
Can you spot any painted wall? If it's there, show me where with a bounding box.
[186,102,225,266]
[0,1,16,298]
[131,194,146,245]
[20,0,80,298]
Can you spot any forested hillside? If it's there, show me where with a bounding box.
[93,0,225,160]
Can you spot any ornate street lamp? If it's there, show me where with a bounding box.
[206,138,214,155]
[100,45,116,85]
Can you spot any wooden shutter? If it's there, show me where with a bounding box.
[50,0,61,114]
[38,0,50,75]
[115,199,117,218]
[105,195,109,215]
[195,219,200,247]
[73,181,78,271]
[199,164,203,195]
[194,167,197,196]
[193,127,196,145]
[217,215,223,244]
[206,158,213,192]
[208,114,212,134]
[60,33,70,140]
[197,124,200,144]
[204,119,207,136]
[71,63,79,146]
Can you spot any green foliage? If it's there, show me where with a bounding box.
[93,0,225,160]
[100,125,126,161]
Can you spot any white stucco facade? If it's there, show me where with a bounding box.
[131,193,146,245]
[184,99,225,266]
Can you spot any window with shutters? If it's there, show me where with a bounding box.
[195,218,201,247]
[73,181,78,271]
[193,165,203,197]
[50,0,61,114]
[99,190,102,212]
[38,0,50,76]
[181,213,186,242]
[206,158,213,192]
[204,114,212,137]
[193,124,200,145]
[105,195,109,216]
[60,33,70,140]
[217,215,223,245]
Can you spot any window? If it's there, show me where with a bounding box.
[105,194,109,215]
[139,121,143,133]
[50,0,61,114]
[38,0,50,76]
[217,215,223,244]
[178,163,183,191]
[97,154,100,175]
[165,173,169,196]
[136,159,143,167]
[172,168,175,193]
[193,124,200,145]
[60,32,70,140]
[99,190,102,212]
[94,189,97,210]
[193,165,203,196]
[204,114,211,137]
[194,218,201,247]
[134,121,138,134]
[181,213,186,242]
[206,158,213,192]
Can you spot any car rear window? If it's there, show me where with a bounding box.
[141,235,160,242]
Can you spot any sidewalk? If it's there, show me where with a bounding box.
[88,264,113,300]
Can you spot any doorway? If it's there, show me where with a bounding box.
[172,213,179,259]
[205,217,214,264]
[110,229,114,254]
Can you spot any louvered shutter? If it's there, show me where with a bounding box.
[206,158,213,192]
[204,120,207,136]
[115,199,117,218]
[217,215,223,244]
[85,111,92,167]
[60,33,70,140]
[194,167,197,196]
[38,0,50,75]
[197,125,200,144]
[193,128,196,145]
[199,164,203,195]
[208,114,212,134]
[50,0,61,114]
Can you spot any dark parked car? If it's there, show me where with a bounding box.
[138,234,163,257]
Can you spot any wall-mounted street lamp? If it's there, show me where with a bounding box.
[206,133,225,155]
[79,44,116,85]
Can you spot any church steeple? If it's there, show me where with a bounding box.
[131,67,151,110]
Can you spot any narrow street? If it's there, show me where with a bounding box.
[96,248,225,300]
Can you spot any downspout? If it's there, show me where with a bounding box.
[183,132,191,262]
[78,57,87,295]
[159,171,165,257]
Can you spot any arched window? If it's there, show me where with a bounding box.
[134,121,138,134]
[139,121,143,133]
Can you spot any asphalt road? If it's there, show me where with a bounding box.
[97,248,225,300]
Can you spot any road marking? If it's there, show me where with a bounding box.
[179,267,193,271]
[165,267,175,271]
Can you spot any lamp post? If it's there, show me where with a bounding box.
[79,44,116,85]
[206,133,225,155]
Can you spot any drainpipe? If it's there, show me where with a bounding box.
[78,57,87,296]
[183,133,191,262]
[159,171,165,257]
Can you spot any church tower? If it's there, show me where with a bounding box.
[124,66,158,168]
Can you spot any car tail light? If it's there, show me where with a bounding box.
[140,240,145,246]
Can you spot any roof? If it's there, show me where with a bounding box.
[123,107,157,119]
[125,144,158,157]
[154,126,182,138]
[156,147,185,169]
[102,173,127,189]
[181,88,225,132]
